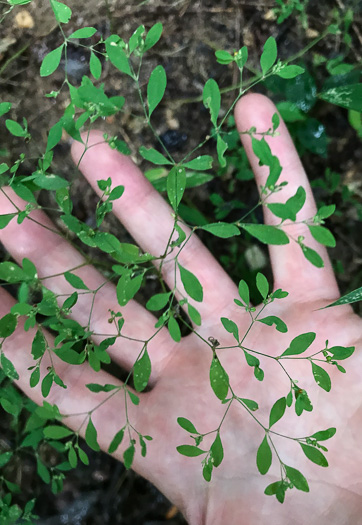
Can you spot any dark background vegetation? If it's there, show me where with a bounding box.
[0,0,361,523]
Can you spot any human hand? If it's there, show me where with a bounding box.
[0,94,361,525]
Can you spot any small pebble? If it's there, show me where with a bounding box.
[15,10,34,29]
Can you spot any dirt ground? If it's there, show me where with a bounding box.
[0,0,361,523]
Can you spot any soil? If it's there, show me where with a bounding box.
[0,0,361,523]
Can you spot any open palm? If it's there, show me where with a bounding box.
[1,94,361,525]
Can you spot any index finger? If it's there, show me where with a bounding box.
[234,94,340,302]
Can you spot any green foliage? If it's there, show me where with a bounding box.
[178,263,203,302]
[133,347,151,391]
[147,65,167,117]
[167,166,186,211]
[280,332,316,357]
[200,222,240,238]
[269,397,287,428]
[209,356,229,400]
[256,435,272,475]
[0,0,359,512]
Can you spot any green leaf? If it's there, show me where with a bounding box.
[308,225,336,247]
[89,51,102,79]
[32,172,69,190]
[85,383,118,393]
[64,271,88,290]
[257,315,287,333]
[0,102,12,117]
[256,435,272,475]
[276,64,305,79]
[210,433,224,467]
[76,446,89,465]
[241,224,289,245]
[50,0,72,23]
[108,185,124,200]
[269,397,287,428]
[129,25,145,54]
[238,279,250,306]
[267,186,306,222]
[209,356,229,400]
[0,452,13,468]
[54,344,85,365]
[239,398,259,411]
[300,443,328,467]
[201,222,240,238]
[310,427,336,441]
[147,65,167,117]
[297,118,327,157]
[41,372,53,397]
[311,362,331,392]
[319,84,362,112]
[256,272,269,299]
[31,329,47,360]
[40,44,64,77]
[68,445,78,468]
[133,347,151,392]
[0,398,19,416]
[220,317,239,342]
[0,313,17,338]
[167,166,186,210]
[281,332,316,357]
[217,134,228,167]
[321,288,362,309]
[37,457,50,484]
[85,417,100,451]
[264,480,285,503]
[260,36,277,75]
[235,46,248,69]
[55,187,72,213]
[127,389,140,405]
[139,146,172,165]
[178,263,203,302]
[284,465,309,492]
[116,273,143,306]
[183,155,213,171]
[0,162,9,175]
[68,27,97,39]
[215,50,234,64]
[5,119,27,137]
[243,350,259,367]
[146,292,171,311]
[272,112,280,131]
[30,367,40,388]
[301,245,324,268]
[108,428,125,454]
[251,137,282,187]
[202,459,213,482]
[44,425,73,439]
[203,78,220,127]
[295,389,313,416]
[22,257,37,279]
[328,345,355,360]
[168,316,181,342]
[123,443,135,469]
[177,417,198,434]
[144,22,163,51]
[105,35,133,77]
[317,204,335,220]
[188,304,201,326]
[176,445,206,457]
[276,101,306,123]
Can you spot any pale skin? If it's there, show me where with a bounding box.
[0,94,362,525]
